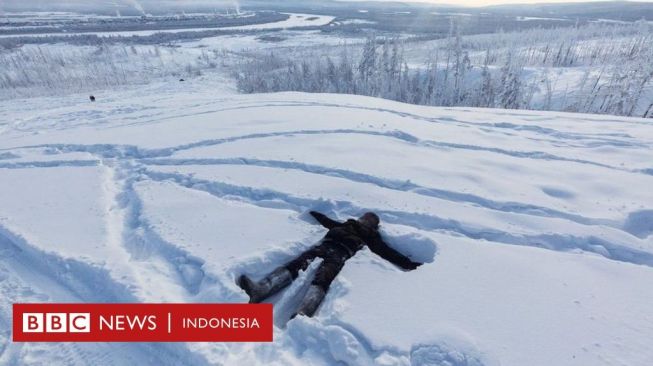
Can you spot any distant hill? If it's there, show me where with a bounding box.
[2,0,653,21]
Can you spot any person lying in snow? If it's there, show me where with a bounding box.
[238,211,422,318]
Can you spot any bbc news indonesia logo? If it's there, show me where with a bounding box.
[13,303,273,342]
[23,312,91,333]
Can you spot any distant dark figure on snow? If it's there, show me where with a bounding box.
[238,211,422,318]
[179,78,185,82]
[89,95,96,102]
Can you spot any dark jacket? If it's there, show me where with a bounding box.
[310,211,421,270]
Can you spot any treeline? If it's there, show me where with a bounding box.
[235,22,653,118]
[460,21,653,67]
[236,36,530,109]
[0,27,250,50]
[0,44,225,98]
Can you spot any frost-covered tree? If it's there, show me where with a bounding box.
[230,21,653,118]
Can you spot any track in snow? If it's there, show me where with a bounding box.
[1,91,652,365]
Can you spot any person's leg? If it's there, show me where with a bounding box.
[284,246,324,278]
[294,259,345,317]
[238,246,323,303]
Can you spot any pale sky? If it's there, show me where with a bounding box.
[373,0,653,7]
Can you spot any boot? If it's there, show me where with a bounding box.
[238,267,292,303]
[293,285,326,318]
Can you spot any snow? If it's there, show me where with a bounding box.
[516,16,569,22]
[0,13,335,38]
[1,84,652,365]
[431,12,473,17]
[185,30,357,52]
[339,230,653,366]
[0,166,109,262]
[222,13,335,31]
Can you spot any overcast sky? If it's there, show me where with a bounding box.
[3,0,653,11]
[344,0,653,6]
[432,0,652,6]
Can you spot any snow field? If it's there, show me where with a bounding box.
[0,90,652,365]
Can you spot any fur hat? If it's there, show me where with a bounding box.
[358,212,380,230]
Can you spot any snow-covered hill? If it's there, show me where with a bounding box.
[1,84,652,365]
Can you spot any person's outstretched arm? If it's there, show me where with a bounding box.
[367,234,422,270]
[310,211,343,229]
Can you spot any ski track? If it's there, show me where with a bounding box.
[102,159,211,299]
[140,157,619,226]
[0,160,99,169]
[0,138,639,227]
[0,125,648,228]
[138,167,653,268]
[0,126,649,265]
[89,98,653,132]
[2,127,639,173]
[1,97,652,365]
[0,224,209,366]
[117,163,211,297]
[0,146,441,365]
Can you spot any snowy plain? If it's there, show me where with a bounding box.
[1,74,653,365]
